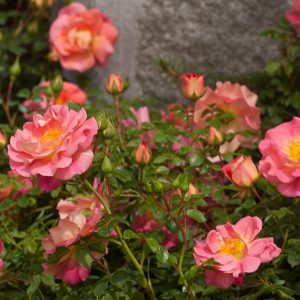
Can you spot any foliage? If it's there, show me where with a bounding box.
[0,1,300,300]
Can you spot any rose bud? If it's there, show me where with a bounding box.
[0,130,6,147]
[222,156,259,188]
[135,142,151,165]
[180,73,205,101]
[207,126,223,145]
[106,73,124,95]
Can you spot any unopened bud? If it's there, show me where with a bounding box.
[145,181,153,193]
[50,75,63,95]
[207,126,223,145]
[103,119,116,139]
[135,142,151,165]
[0,130,6,148]
[102,156,113,174]
[106,73,124,95]
[9,58,21,80]
[96,112,108,130]
[180,73,205,101]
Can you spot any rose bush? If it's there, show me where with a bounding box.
[0,1,300,300]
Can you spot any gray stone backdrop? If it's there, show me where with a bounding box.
[61,0,290,100]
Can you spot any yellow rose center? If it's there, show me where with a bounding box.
[41,128,62,143]
[68,28,93,50]
[220,237,245,260]
[287,140,300,163]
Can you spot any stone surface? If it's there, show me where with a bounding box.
[61,0,290,101]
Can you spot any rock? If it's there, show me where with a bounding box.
[60,0,290,101]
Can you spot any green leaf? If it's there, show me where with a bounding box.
[145,237,160,253]
[27,275,41,295]
[76,247,93,268]
[156,246,169,264]
[189,152,205,167]
[123,229,140,239]
[93,281,108,297]
[187,209,206,223]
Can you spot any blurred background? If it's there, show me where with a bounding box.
[58,0,290,100]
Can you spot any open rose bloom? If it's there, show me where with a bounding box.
[259,117,300,197]
[8,105,98,191]
[23,81,86,120]
[50,2,118,72]
[193,216,281,288]
[42,179,105,284]
[194,81,260,153]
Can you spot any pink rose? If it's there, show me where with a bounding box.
[194,81,260,153]
[23,81,86,120]
[50,2,118,72]
[259,117,300,197]
[286,0,300,35]
[42,246,90,284]
[8,105,98,191]
[42,179,103,250]
[122,107,151,128]
[193,216,281,289]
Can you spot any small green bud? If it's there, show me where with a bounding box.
[27,20,39,34]
[152,180,164,194]
[102,156,113,174]
[96,112,108,130]
[145,181,153,194]
[9,58,21,80]
[50,75,63,95]
[103,119,116,139]
[45,85,53,98]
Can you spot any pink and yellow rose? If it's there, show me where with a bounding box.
[193,216,281,288]
[50,2,118,72]
[259,117,300,197]
[8,105,98,191]
[194,81,260,153]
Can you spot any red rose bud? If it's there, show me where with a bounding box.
[135,142,151,165]
[106,73,124,95]
[222,156,259,188]
[180,73,205,101]
[0,130,6,147]
[207,126,223,145]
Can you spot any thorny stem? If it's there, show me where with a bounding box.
[84,179,156,300]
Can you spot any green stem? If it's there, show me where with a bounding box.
[84,179,156,300]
